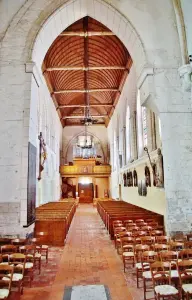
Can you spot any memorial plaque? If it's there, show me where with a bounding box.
[27,142,37,225]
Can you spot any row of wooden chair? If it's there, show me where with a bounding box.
[116,229,192,300]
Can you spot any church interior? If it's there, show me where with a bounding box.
[0,0,192,299]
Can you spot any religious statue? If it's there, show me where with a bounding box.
[156,148,164,188]
[38,132,47,180]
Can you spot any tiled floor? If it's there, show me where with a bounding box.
[18,204,145,300]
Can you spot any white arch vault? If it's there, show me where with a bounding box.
[32,0,147,77]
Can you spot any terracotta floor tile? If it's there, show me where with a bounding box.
[19,204,145,300]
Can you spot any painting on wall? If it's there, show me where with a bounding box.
[138,179,147,196]
[27,142,37,226]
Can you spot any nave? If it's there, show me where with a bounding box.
[19,204,140,300]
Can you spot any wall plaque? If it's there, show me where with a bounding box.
[26,142,37,226]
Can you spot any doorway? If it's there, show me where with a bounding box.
[78,183,94,203]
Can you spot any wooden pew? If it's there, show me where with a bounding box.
[34,201,76,246]
[97,201,164,239]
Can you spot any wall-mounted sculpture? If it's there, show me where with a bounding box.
[152,163,157,186]
[133,169,138,187]
[145,166,151,187]
[144,146,164,188]
[38,132,47,181]
[156,148,164,188]
[129,171,133,187]
[123,173,127,187]
[138,179,147,196]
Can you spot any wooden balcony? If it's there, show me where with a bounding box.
[60,164,111,176]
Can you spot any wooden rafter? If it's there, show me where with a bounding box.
[62,115,108,119]
[58,104,113,108]
[60,31,115,37]
[44,66,127,72]
[53,88,118,94]
[43,16,132,127]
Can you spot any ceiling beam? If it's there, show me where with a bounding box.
[60,31,115,37]
[65,123,106,127]
[62,115,108,119]
[44,66,127,72]
[58,104,113,108]
[53,88,118,94]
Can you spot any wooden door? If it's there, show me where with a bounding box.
[78,183,94,203]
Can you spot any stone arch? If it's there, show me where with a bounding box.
[30,0,147,77]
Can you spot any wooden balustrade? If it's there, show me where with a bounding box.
[60,164,111,176]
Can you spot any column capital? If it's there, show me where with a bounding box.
[25,61,35,73]
[178,64,192,92]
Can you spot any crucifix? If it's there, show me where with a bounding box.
[38,132,47,181]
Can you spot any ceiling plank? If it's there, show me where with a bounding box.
[62,115,108,119]
[44,66,127,72]
[42,62,65,126]
[108,59,133,120]
[53,88,118,94]
[58,104,113,108]
[59,31,115,37]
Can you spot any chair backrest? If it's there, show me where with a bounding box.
[1,245,17,254]
[11,238,26,246]
[141,236,155,245]
[151,230,164,236]
[120,237,134,247]
[9,253,26,275]
[169,241,184,250]
[114,227,126,234]
[151,261,171,288]
[123,220,133,225]
[177,259,192,285]
[153,243,169,252]
[118,232,132,239]
[136,231,147,237]
[184,241,192,249]
[135,219,144,223]
[135,244,150,261]
[20,245,36,257]
[0,264,14,292]
[155,236,169,244]
[160,250,178,262]
[179,249,192,259]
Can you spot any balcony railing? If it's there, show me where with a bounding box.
[60,164,111,176]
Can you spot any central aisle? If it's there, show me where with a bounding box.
[48,204,133,300]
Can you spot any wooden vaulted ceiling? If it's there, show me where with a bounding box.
[43,17,132,127]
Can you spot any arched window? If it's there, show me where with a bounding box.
[137,90,143,157]
[137,90,148,154]
[126,106,131,163]
[142,107,148,147]
[113,131,117,171]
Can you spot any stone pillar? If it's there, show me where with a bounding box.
[0,61,34,237]
[138,66,192,235]
[160,110,192,235]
